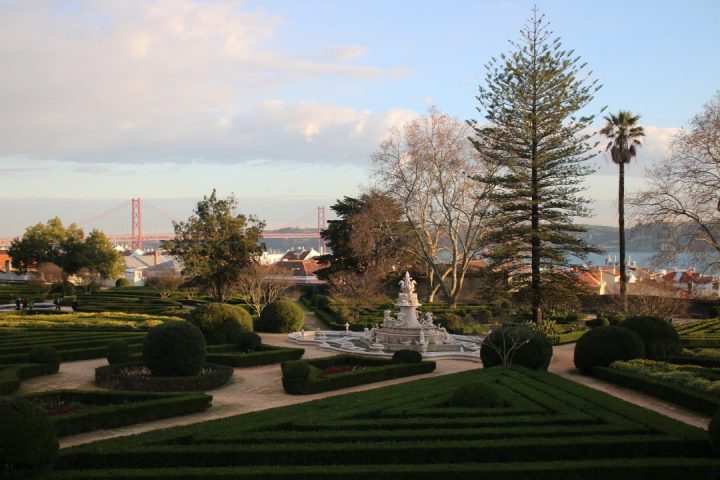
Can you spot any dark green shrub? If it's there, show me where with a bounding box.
[476,307,493,323]
[392,349,422,364]
[257,301,305,333]
[27,346,60,374]
[448,382,503,408]
[281,360,311,379]
[313,294,330,309]
[586,316,610,328]
[235,331,262,353]
[480,324,553,371]
[437,312,464,332]
[620,315,681,360]
[709,410,720,456]
[603,311,625,325]
[0,397,58,478]
[143,321,206,377]
[106,339,131,364]
[190,302,253,344]
[573,326,645,374]
[115,277,130,287]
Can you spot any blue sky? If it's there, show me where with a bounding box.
[0,0,718,235]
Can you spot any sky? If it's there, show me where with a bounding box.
[0,0,719,235]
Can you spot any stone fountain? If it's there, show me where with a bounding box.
[287,271,482,361]
[365,271,457,353]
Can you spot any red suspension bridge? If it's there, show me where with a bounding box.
[0,198,327,254]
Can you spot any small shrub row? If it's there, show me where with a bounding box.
[95,362,233,392]
[22,390,212,437]
[0,363,50,395]
[206,344,304,368]
[593,366,720,416]
[281,355,436,394]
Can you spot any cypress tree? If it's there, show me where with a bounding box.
[469,8,601,324]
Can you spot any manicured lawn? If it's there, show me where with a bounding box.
[39,367,720,479]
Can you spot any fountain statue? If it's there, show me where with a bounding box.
[286,271,482,360]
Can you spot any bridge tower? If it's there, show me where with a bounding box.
[317,206,326,255]
[131,198,143,251]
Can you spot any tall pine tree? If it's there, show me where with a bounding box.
[469,8,600,324]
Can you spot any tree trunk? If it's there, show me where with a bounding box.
[619,161,627,311]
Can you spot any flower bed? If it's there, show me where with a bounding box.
[22,390,212,437]
[281,355,436,395]
[95,361,233,392]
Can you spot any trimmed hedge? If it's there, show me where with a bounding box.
[281,355,436,394]
[392,349,422,364]
[573,326,645,374]
[620,315,681,360]
[0,363,50,395]
[190,303,253,345]
[0,397,58,479]
[481,325,553,371]
[257,301,305,333]
[593,366,720,416]
[143,321,206,377]
[27,345,60,374]
[206,344,304,368]
[448,382,504,408]
[107,340,131,365]
[95,362,233,392]
[22,390,212,437]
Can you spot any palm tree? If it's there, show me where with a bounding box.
[600,111,645,311]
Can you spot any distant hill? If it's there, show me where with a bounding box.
[579,223,673,252]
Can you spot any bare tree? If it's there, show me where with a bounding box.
[631,92,720,272]
[480,326,531,368]
[145,270,184,298]
[328,270,387,325]
[372,107,496,305]
[35,262,64,284]
[235,264,291,315]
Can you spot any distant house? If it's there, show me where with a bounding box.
[270,260,325,284]
[662,270,720,298]
[123,251,182,286]
[280,248,321,262]
[576,268,607,295]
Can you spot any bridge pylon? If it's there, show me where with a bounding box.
[131,198,142,251]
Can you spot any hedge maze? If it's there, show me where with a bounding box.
[42,367,720,480]
[0,329,146,364]
[677,319,720,347]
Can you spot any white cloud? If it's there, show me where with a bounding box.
[0,0,411,166]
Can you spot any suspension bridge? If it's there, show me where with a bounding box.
[0,198,327,254]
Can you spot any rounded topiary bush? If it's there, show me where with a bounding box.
[115,277,130,287]
[480,324,553,371]
[190,302,253,345]
[448,382,503,408]
[27,346,60,374]
[0,397,58,478]
[392,349,422,364]
[257,301,305,333]
[573,326,645,374]
[586,316,610,328]
[235,331,262,353]
[709,410,720,456]
[106,339,131,365]
[620,315,680,360]
[437,313,464,332]
[143,321,206,377]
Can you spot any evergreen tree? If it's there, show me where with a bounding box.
[469,8,601,324]
[168,190,264,302]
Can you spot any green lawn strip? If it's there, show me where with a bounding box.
[593,366,720,416]
[22,390,212,437]
[546,330,585,345]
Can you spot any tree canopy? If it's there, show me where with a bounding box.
[9,217,123,279]
[167,189,265,302]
